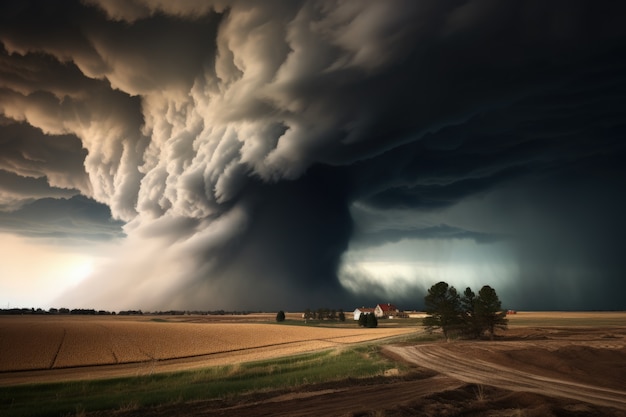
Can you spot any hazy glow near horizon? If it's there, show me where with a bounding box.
[339,238,519,303]
[0,233,100,309]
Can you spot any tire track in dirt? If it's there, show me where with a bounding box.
[385,344,626,410]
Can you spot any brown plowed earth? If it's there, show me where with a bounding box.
[386,344,626,410]
[384,327,626,413]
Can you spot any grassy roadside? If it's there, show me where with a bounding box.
[0,342,414,417]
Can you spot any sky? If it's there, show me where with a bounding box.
[1,0,625,312]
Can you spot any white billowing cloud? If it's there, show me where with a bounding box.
[0,1,434,309]
[0,56,147,220]
[56,202,249,310]
[130,0,429,220]
[2,1,427,223]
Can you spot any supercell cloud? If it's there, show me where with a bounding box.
[1,1,625,311]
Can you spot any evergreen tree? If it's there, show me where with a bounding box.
[366,312,378,328]
[460,287,481,339]
[475,285,508,340]
[423,281,461,340]
[424,282,508,340]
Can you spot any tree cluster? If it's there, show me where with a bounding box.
[0,308,260,316]
[357,312,378,328]
[303,308,345,322]
[423,281,508,340]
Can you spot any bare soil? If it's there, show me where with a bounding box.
[386,326,626,413]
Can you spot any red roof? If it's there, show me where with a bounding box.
[377,303,399,312]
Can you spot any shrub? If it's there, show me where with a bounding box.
[366,313,378,328]
[276,310,286,322]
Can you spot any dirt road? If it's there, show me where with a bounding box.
[385,340,626,410]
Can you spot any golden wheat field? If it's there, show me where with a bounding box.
[0,315,417,384]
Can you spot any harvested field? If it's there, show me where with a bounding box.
[96,312,626,417]
[3,312,626,416]
[0,315,417,385]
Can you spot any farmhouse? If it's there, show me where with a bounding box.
[353,304,406,320]
[352,307,375,321]
[375,303,400,318]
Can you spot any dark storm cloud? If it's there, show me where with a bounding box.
[0,121,89,196]
[216,170,354,309]
[453,162,626,311]
[1,0,625,310]
[352,224,505,248]
[0,169,77,210]
[0,194,124,240]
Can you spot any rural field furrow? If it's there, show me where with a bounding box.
[112,337,153,362]
[97,324,119,364]
[105,323,158,362]
[0,317,417,375]
[54,322,117,368]
[49,328,66,369]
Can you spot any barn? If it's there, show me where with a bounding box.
[352,307,375,321]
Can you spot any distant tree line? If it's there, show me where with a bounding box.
[0,308,260,316]
[151,310,258,316]
[302,308,346,322]
[423,281,508,340]
[0,308,115,315]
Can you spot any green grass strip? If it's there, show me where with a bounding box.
[1,345,403,417]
